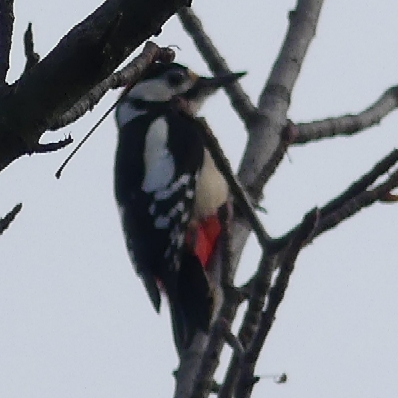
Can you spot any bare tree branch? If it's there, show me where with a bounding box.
[219,255,277,398]
[193,137,394,397]
[319,149,398,218]
[49,42,175,130]
[175,115,276,398]
[230,0,325,307]
[223,321,244,357]
[0,0,14,84]
[23,23,40,74]
[314,168,398,240]
[0,0,190,172]
[246,120,299,201]
[235,209,319,398]
[295,86,398,145]
[178,7,258,127]
[189,294,241,398]
[272,149,398,249]
[0,202,22,235]
[174,3,325,397]
[239,0,325,188]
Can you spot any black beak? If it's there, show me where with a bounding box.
[197,71,247,89]
[183,71,246,101]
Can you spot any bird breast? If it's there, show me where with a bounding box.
[193,149,228,220]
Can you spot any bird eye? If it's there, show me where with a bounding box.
[167,70,186,87]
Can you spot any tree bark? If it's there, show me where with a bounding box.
[0,0,189,171]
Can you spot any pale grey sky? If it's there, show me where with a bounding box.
[2,1,398,397]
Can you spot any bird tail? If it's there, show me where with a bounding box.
[166,248,214,352]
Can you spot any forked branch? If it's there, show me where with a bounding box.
[313,149,398,239]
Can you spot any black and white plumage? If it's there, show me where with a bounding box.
[114,62,244,349]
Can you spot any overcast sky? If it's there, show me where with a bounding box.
[2,1,398,397]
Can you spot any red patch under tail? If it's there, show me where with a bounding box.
[186,215,221,269]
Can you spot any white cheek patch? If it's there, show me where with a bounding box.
[126,77,195,102]
[128,80,172,102]
[142,117,175,192]
[116,101,147,128]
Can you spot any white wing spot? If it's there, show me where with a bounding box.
[154,215,170,229]
[185,189,194,199]
[148,202,156,215]
[173,254,179,271]
[142,117,175,193]
[176,233,185,249]
[168,201,185,219]
[170,229,177,241]
[154,174,191,200]
[181,212,189,223]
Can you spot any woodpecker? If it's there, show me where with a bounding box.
[114,62,244,350]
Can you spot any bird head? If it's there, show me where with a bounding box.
[122,62,246,115]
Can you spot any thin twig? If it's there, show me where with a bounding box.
[255,373,288,384]
[23,23,40,74]
[295,86,398,145]
[178,7,258,127]
[0,202,22,235]
[30,135,73,154]
[55,97,121,178]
